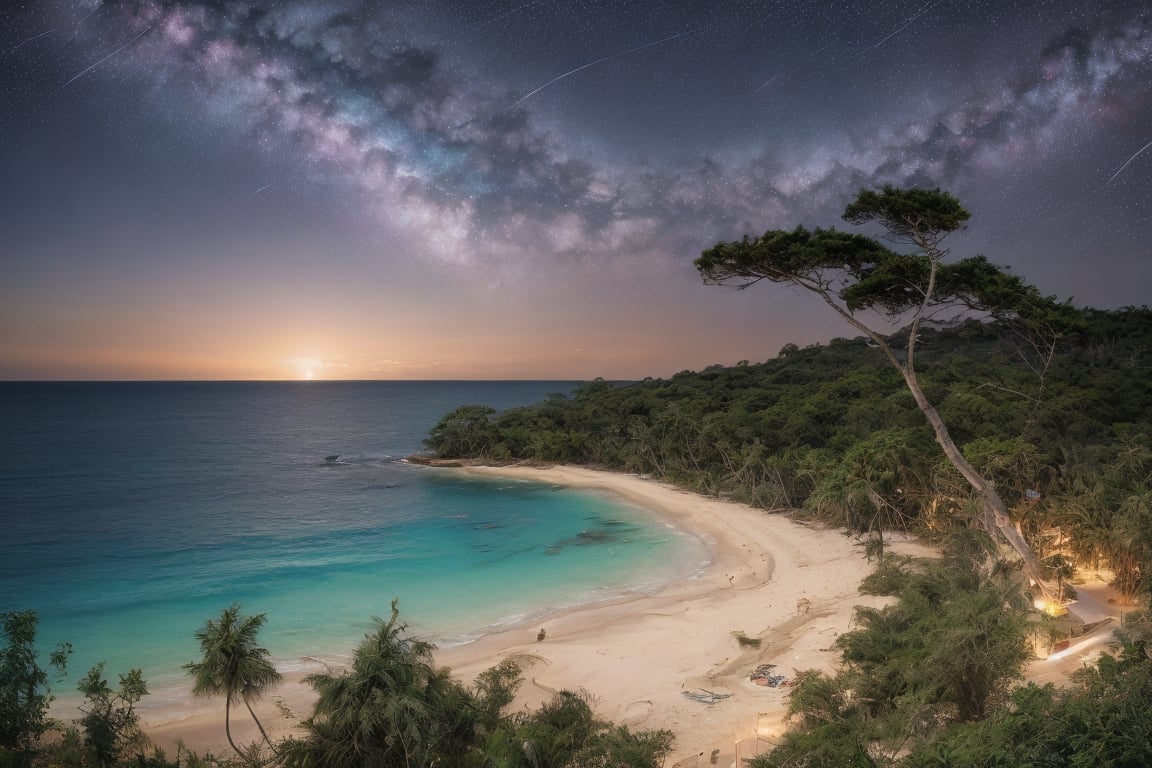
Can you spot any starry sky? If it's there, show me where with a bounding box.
[1,0,1149,380]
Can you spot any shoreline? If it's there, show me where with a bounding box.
[436,467,902,765]
[138,465,1133,765]
[142,465,902,765]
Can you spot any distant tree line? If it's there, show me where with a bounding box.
[426,306,1152,599]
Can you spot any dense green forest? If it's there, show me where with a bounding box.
[426,307,1152,599]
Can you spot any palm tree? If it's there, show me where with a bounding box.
[281,600,479,768]
[183,603,282,756]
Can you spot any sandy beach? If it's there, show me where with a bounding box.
[143,465,925,766]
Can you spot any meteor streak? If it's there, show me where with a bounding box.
[59,23,154,89]
[842,0,942,63]
[3,29,56,56]
[510,27,702,109]
[471,1,544,31]
[1106,138,1152,185]
[752,74,780,94]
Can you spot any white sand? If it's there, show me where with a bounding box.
[143,465,917,766]
[435,466,900,766]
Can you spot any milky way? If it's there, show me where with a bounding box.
[2,0,1150,379]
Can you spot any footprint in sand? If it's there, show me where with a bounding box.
[621,699,653,726]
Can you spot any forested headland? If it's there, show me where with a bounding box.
[426,307,1152,598]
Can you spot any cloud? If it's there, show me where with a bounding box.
[63,2,1152,273]
[700,13,1152,230]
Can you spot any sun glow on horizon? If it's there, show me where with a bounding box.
[288,356,324,380]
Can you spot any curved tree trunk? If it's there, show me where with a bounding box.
[901,367,1053,598]
[243,697,275,751]
[225,696,241,757]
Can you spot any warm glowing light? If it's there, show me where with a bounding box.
[286,356,324,380]
[1031,594,1068,616]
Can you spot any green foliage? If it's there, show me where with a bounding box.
[858,555,913,596]
[842,185,971,238]
[25,733,237,768]
[750,670,877,768]
[694,225,900,295]
[184,603,282,756]
[695,185,1087,595]
[471,657,522,736]
[281,599,474,767]
[425,405,500,458]
[282,604,672,768]
[0,610,71,754]
[783,669,852,731]
[421,306,1152,593]
[482,689,672,768]
[76,663,149,767]
[695,187,1059,328]
[752,558,1031,767]
[1051,420,1152,596]
[905,650,1152,767]
[805,427,933,534]
[518,690,600,766]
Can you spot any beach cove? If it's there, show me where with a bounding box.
[146,465,913,766]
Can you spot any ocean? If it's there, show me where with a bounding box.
[0,381,704,707]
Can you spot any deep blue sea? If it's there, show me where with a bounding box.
[0,381,703,706]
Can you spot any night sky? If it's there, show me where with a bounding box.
[2,0,1149,380]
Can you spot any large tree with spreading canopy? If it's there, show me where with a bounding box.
[695,185,1072,597]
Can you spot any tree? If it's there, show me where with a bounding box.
[471,657,522,738]
[281,600,479,768]
[0,610,71,754]
[425,405,499,458]
[904,647,1152,767]
[752,554,1029,767]
[696,186,1068,596]
[76,662,149,767]
[183,603,282,757]
[482,689,674,768]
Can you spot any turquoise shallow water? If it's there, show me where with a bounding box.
[0,382,704,706]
